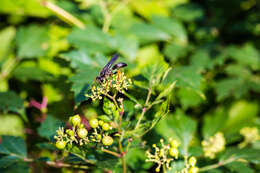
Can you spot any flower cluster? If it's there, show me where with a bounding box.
[239,126,260,148]
[202,132,226,159]
[145,139,180,172]
[54,115,114,150]
[86,72,132,101]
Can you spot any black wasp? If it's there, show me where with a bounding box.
[96,54,127,83]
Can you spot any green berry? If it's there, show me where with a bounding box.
[102,123,110,131]
[56,141,66,149]
[170,140,180,148]
[70,115,81,127]
[155,168,160,172]
[66,129,74,136]
[169,147,179,158]
[96,134,102,140]
[98,120,104,126]
[77,128,88,138]
[89,118,99,128]
[102,136,113,146]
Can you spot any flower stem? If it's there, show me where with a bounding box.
[199,157,236,172]
[41,0,85,29]
[101,148,121,158]
[135,88,152,129]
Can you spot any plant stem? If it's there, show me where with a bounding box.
[101,148,121,158]
[100,0,111,32]
[163,164,166,173]
[199,157,236,172]
[41,0,85,29]
[135,88,152,130]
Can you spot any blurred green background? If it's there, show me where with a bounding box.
[0,0,260,172]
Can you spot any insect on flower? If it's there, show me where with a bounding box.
[95,54,127,83]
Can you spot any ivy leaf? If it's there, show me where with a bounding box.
[222,101,258,135]
[0,136,27,157]
[177,88,203,110]
[0,26,16,60]
[16,25,49,58]
[202,107,227,139]
[13,67,53,82]
[68,26,115,54]
[225,162,254,173]
[164,66,204,98]
[0,91,24,114]
[215,78,248,101]
[226,44,260,70]
[0,0,51,17]
[163,42,188,62]
[0,156,28,173]
[130,22,170,44]
[156,109,197,154]
[0,114,24,137]
[220,148,260,164]
[151,16,187,44]
[172,3,204,22]
[37,115,64,140]
[69,66,99,105]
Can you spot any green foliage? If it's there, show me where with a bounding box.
[0,91,24,114]
[0,0,260,172]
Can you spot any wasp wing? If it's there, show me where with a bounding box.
[99,54,119,76]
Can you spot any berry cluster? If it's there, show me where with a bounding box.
[145,138,199,173]
[202,132,226,159]
[54,115,114,150]
[86,72,132,101]
[145,139,181,172]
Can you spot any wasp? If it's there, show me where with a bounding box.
[95,54,127,83]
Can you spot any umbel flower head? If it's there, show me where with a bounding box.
[202,132,226,159]
[86,72,132,101]
[239,126,260,148]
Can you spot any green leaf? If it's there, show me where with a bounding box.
[164,66,204,98]
[0,155,28,173]
[68,26,115,54]
[114,34,138,61]
[13,67,53,82]
[16,25,49,58]
[61,50,107,69]
[130,22,170,44]
[37,115,63,140]
[0,27,16,61]
[0,114,24,137]
[215,78,248,101]
[126,147,152,170]
[190,49,214,72]
[172,3,204,22]
[156,81,176,100]
[0,91,24,114]
[163,42,188,62]
[151,16,187,44]
[69,66,99,105]
[226,44,260,70]
[0,136,27,157]
[225,162,254,173]
[156,109,197,154]
[177,87,203,110]
[202,107,227,139]
[220,148,260,164]
[0,0,51,17]
[223,100,258,134]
